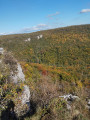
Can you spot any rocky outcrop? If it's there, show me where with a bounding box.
[59,94,80,110]
[13,62,30,116]
[11,63,25,83]
[0,48,31,117]
[24,38,31,42]
[37,35,43,39]
[59,94,80,101]
[10,60,30,116]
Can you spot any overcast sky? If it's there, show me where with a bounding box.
[0,0,90,35]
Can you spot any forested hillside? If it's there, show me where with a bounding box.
[0,24,90,120]
[0,24,90,86]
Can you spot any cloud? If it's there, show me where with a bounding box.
[47,12,60,19]
[80,9,90,13]
[0,33,5,35]
[0,24,50,35]
[0,22,65,36]
[21,24,50,33]
[0,32,9,35]
[0,32,17,35]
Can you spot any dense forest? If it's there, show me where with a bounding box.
[0,24,90,120]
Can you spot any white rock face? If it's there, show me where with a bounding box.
[37,34,43,39]
[24,38,31,42]
[15,85,30,116]
[11,62,31,114]
[11,62,31,115]
[11,63,25,83]
[21,85,30,105]
[12,63,30,106]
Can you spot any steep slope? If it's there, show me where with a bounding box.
[0,24,90,120]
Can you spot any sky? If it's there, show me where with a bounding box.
[0,0,90,35]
